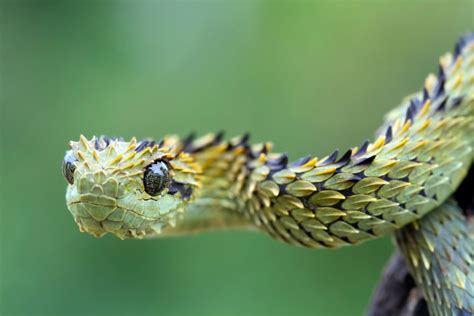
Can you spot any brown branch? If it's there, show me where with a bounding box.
[366,251,428,316]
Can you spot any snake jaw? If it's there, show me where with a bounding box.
[64,135,201,239]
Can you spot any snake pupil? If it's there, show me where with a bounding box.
[143,160,171,196]
[62,151,77,185]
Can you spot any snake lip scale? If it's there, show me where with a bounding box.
[63,34,474,315]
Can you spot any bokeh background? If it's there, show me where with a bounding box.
[1,1,472,315]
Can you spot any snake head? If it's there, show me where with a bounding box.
[63,135,201,239]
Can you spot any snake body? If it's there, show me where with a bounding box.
[64,35,474,315]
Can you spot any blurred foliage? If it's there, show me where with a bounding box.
[1,1,472,315]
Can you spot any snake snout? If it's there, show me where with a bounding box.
[64,135,193,239]
[74,172,122,220]
[67,171,130,238]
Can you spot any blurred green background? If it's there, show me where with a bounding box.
[1,1,472,315]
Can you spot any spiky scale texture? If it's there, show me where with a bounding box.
[396,200,473,315]
[213,34,474,249]
[64,34,474,314]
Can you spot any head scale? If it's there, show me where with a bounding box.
[63,135,201,239]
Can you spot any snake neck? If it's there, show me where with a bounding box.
[161,139,259,235]
[163,35,474,248]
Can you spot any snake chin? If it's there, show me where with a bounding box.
[67,200,181,239]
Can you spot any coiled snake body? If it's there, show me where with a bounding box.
[63,35,474,315]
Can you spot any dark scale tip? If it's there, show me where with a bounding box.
[94,135,110,151]
[319,149,339,166]
[453,33,474,60]
[451,96,464,108]
[168,181,193,200]
[435,96,448,112]
[354,140,369,157]
[267,153,289,170]
[239,133,250,145]
[135,139,156,152]
[101,135,111,145]
[94,139,102,150]
[353,155,376,167]
[228,133,251,151]
[405,99,418,122]
[184,131,226,153]
[433,77,445,100]
[182,132,196,148]
[438,64,446,82]
[334,149,352,167]
[214,131,225,144]
[168,181,180,194]
[454,43,461,60]
[289,155,312,167]
[422,88,429,103]
[385,126,393,143]
[94,135,124,151]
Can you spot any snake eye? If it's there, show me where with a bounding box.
[143,160,171,196]
[62,151,77,185]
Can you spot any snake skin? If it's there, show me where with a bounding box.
[64,35,474,314]
[368,164,474,316]
[372,163,474,316]
[184,34,474,249]
[396,200,473,315]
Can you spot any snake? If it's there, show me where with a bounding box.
[63,34,474,315]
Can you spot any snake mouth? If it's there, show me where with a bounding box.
[66,201,124,238]
[67,201,124,238]
[67,200,169,239]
